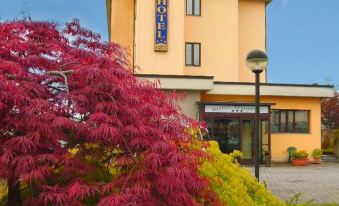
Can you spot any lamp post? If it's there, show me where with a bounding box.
[246,50,268,181]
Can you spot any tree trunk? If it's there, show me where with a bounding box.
[7,174,21,206]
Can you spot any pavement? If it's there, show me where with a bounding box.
[245,162,339,204]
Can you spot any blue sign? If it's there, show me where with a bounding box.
[155,0,168,52]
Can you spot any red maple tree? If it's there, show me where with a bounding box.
[322,92,339,129]
[0,20,221,206]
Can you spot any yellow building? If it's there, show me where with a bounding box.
[106,0,334,163]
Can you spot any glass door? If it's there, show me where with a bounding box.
[241,119,269,163]
[261,120,269,163]
[242,120,254,161]
[213,119,240,154]
[209,117,270,164]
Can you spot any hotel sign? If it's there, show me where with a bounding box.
[155,0,168,52]
[205,105,269,114]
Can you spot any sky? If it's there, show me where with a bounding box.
[267,0,339,86]
[0,0,108,40]
[0,0,338,87]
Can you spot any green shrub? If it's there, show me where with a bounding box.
[291,150,309,159]
[199,141,285,206]
[0,180,7,205]
[311,149,322,158]
[229,150,243,163]
[322,129,339,152]
[285,192,315,206]
[322,148,334,153]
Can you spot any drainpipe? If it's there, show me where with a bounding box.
[132,0,136,74]
[264,2,268,83]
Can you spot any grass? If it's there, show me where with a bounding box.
[310,204,339,206]
[286,193,339,206]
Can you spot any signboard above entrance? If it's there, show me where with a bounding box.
[155,0,168,52]
[205,105,269,114]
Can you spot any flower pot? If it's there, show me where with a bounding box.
[312,157,321,164]
[292,158,309,166]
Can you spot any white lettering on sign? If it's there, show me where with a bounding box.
[205,105,269,114]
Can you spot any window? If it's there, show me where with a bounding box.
[186,0,201,16]
[185,43,201,66]
[271,110,310,133]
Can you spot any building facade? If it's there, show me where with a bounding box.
[106,0,334,163]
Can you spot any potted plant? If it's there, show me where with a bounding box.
[291,150,309,166]
[312,148,322,164]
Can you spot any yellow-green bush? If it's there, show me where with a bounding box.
[0,180,7,203]
[199,141,285,206]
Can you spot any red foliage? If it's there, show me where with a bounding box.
[322,92,339,129]
[0,20,221,205]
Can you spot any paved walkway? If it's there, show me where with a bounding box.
[245,163,339,204]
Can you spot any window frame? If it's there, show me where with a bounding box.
[185,42,201,67]
[271,109,310,133]
[186,0,201,16]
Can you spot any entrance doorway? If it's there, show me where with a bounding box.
[207,118,269,163]
[214,119,240,154]
[200,103,272,165]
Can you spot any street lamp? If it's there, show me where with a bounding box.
[246,50,268,181]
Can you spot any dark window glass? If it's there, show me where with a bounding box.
[295,111,309,133]
[186,0,201,16]
[288,111,294,132]
[203,118,213,141]
[194,0,201,15]
[271,110,279,132]
[280,111,286,132]
[193,44,200,65]
[186,0,193,15]
[185,43,200,66]
[185,43,192,65]
[270,110,309,133]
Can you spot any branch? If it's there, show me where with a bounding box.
[57,62,80,71]
[45,70,74,93]
[46,70,74,76]
[121,158,140,191]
